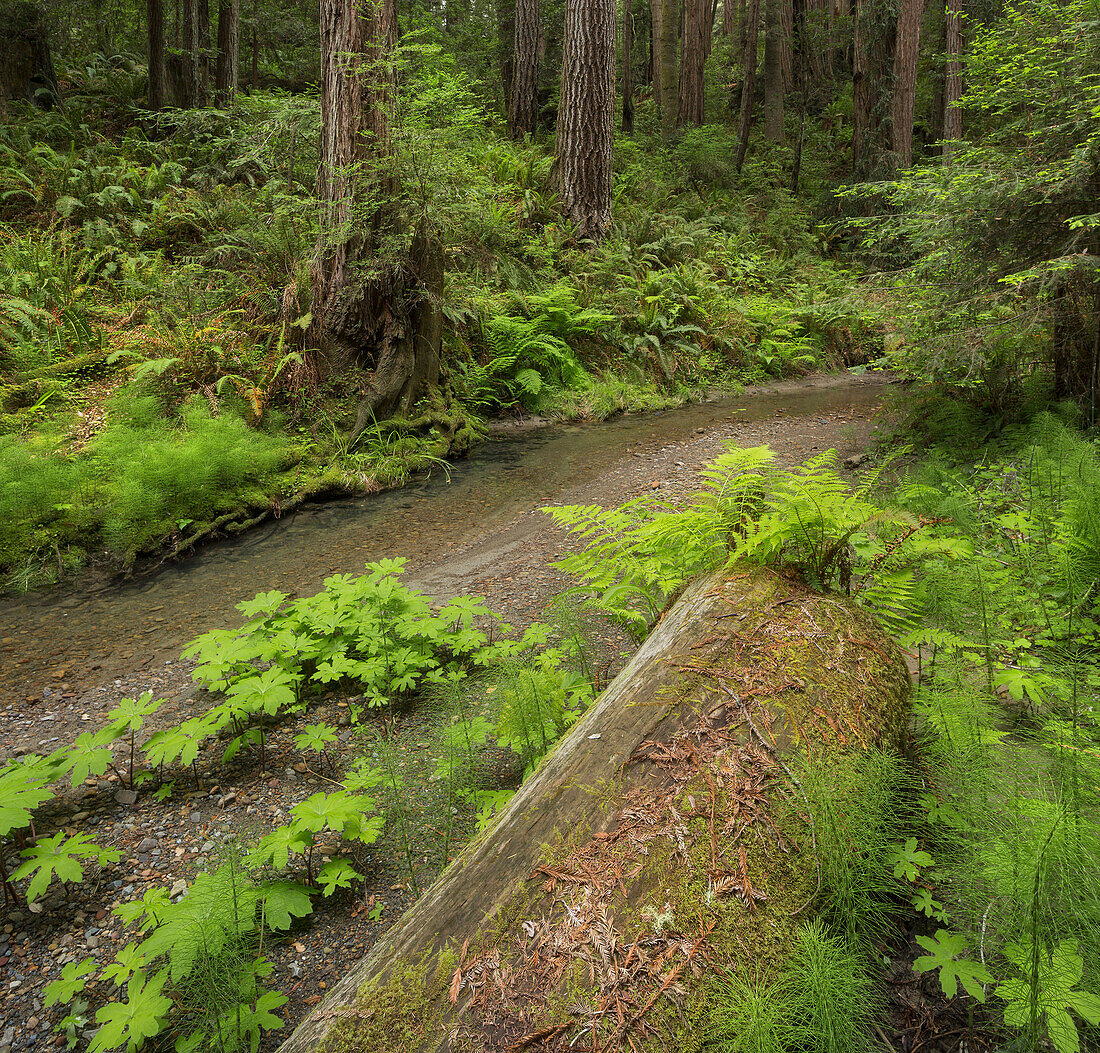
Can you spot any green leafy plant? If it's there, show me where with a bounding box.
[13,832,121,903]
[913,929,993,1001]
[996,940,1100,1053]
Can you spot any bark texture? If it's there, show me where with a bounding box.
[214,0,239,107]
[508,0,540,138]
[276,567,912,1053]
[177,0,206,106]
[677,0,715,126]
[780,0,794,90]
[763,0,784,141]
[942,0,962,156]
[891,0,923,166]
[622,0,634,133]
[147,0,167,110]
[309,0,443,429]
[851,0,894,170]
[658,0,677,137]
[1,1,61,113]
[554,0,615,241]
[734,0,761,169]
[496,0,515,111]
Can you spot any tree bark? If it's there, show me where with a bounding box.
[891,0,922,166]
[177,0,204,105]
[658,0,677,137]
[509,0,539,137]
[554,0,615,241]
[942,0,962,158]
[734,0,761,169]
[648,0,660,96]
[147,0,167,110]
[723,0,735,34]
[622,0,635,133]
[309,0,443,429]
[852,0,894,170]
[1,0,60,115]
[780,0,794,91]
[677,0,713,126]
[497,0,515,114]
[199,0,211,96]
[214,0,239,107]
[763,0,784,141]
[276,567,912,1053]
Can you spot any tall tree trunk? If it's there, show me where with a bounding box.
[178,0,205,105]
[199,0,211,97]
[622,0,635,132]
[780,0,793,91]
[497,0,515,117]
[147,0,167,110]
[214,0,239,107]
[723,0,735,34]
[851,0,894,170]
[658,0,677,137]
[554,0,615,241]
[763,0,784,141]
[942,0,962,158]
[734,0,761,169]
[509,0,539,137]
[250,0,258,90]
[677,0,710,126]
[851,0,872,167]
[648,0,660,94]
[802,0,827,88]
[891,0,922,166]
[1,1,61,115]
[309,0,443,430]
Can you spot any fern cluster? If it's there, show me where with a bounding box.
[546,444,966,639]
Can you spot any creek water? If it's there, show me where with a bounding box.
[0,376,892,705]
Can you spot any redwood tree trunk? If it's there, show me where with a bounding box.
[250,0,259,89]
[622,0,635,133]
[677,0,713,126]
[199,0,211,97]
[309,0,443,427]
[497,0,515,113]
[658,0,677,137]
[214,0,239,107]
[178,0,205,105]
[509,0,539,137]
[554,0,615,241]
[147,0,167,110]
[648,0,659,90]
[891,0,922,166]
[852,0,894,170]
[763,0,784,141]
[942,0,962,157]
[1,1,61,114]
[734,0,761,169]
[780,0,793,91]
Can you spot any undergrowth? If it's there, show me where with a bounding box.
[0,58,881,591]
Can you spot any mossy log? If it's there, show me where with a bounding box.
[279,567,912,1053]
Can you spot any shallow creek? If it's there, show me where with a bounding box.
[0,375,893,706]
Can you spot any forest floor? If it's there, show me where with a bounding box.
[0,372,950,1053]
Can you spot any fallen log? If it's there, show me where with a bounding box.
[279,566,912,1053]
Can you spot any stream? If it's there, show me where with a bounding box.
[0,375,893,708]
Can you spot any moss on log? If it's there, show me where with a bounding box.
[278,567,912,1053]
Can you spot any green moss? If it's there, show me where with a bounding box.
[318,949,457,1053]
